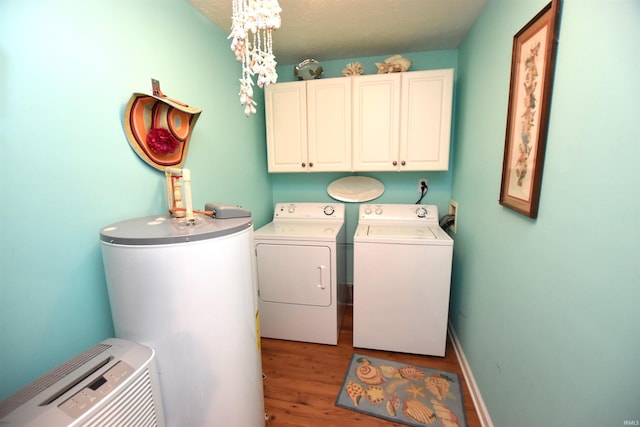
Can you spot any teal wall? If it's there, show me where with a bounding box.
[451,0,640,426]
[0,0,273,399]
[1,0,639,425]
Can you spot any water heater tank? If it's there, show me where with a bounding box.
[100,213,264,427]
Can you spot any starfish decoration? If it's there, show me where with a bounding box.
[405,383,426,399]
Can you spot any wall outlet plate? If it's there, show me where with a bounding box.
[418,179,428,193]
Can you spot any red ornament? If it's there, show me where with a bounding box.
[147,128,179,154]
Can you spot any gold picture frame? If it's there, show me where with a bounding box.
[499,0,561,218]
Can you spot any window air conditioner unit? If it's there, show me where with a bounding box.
[0,338,165,427]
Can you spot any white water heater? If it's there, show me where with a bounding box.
[100,213,264,427]
[0,338,165,427]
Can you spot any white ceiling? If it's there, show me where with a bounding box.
[187,0,487,65]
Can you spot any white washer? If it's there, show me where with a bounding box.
[353,204,453,356]
[254,202,346,345]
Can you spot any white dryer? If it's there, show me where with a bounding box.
[353,204,453,356]
[254,202,346,345]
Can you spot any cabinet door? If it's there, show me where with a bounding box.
[265,82,308,172]
[400,69,454,171]
[352,74,401,171]
[307,78,352,171]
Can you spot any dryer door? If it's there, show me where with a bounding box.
[256,244,332,307]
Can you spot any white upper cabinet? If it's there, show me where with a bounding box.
[265,82,307,172]
[353,69,453,171]
[265,69,454,173]
[307,79,352,171]
[400,69,453,171]
[265,78,351,172]
[352,73,402,171]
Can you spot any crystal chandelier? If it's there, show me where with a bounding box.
[229,0,282,116]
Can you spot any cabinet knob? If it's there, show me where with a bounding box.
[401,160,406,166]
[309,162,314,167]
[392,160,397,166]
[301,162,306,167]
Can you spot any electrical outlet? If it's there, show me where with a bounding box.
[448,200,458,233]
[418,179,428,193]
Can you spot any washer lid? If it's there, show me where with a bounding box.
[100,213,252,245]
[354,224,453,245]
[254,220,344,241]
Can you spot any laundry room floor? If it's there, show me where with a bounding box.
[261,305,482,427]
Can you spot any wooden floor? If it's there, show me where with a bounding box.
[261,305,481,427]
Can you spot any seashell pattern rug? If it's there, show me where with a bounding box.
[336,353,467,427]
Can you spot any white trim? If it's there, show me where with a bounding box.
[448,323,494,427]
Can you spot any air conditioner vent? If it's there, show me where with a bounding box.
[0,339,164,427]
[83,368,160,427]
[0,344,111,419]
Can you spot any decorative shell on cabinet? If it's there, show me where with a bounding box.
[375,54,412,73]
[294,59,324,80]
[342,62,364,76]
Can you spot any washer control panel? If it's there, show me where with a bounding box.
[359,204,439,223]
[273,203,344,220]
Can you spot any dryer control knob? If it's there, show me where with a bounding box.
[364,207,372,215]
[287,205,296,213]
[416,207,428,218]
[323,206,335,216]
[375,207,383,215]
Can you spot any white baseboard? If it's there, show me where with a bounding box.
[448,323,494,427]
